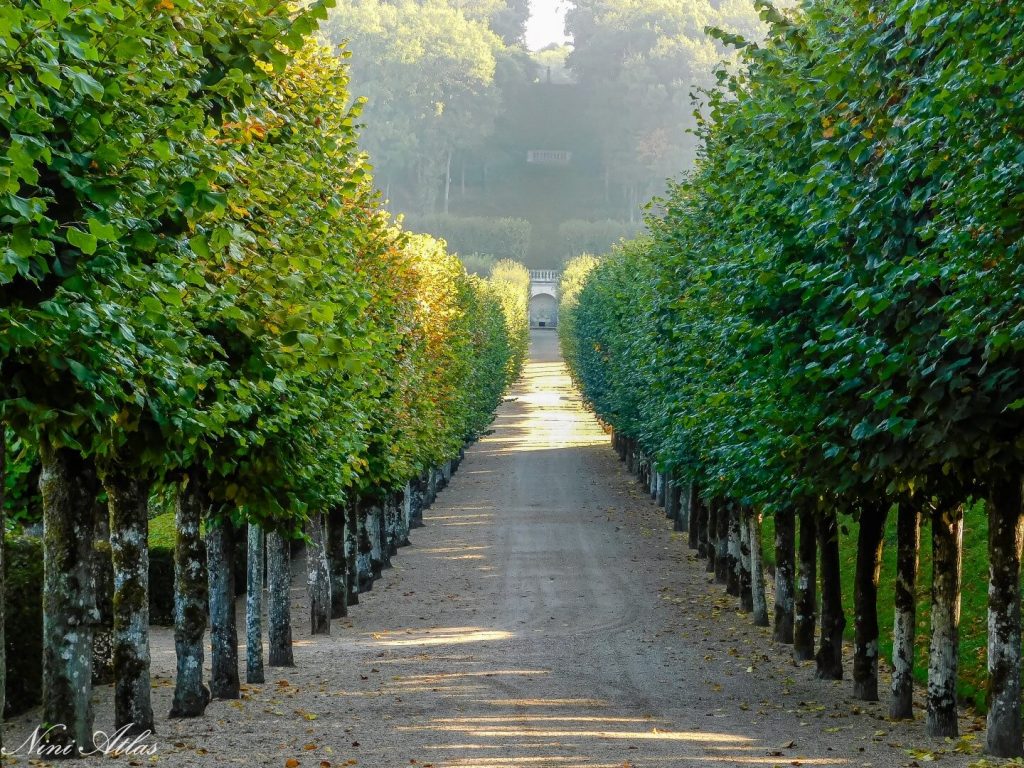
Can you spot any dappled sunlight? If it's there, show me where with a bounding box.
[368,627,514,647]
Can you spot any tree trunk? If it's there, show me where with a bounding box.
[727,503,741,596]
[853,504,887,701]
[688,483,700,551]
[378,500,394,568]
[749,510,769,627]
[986,475,1024,756]
[103,467,154,734]
[1,425,6,756]
[345,499,360,605]
[207,520,239,699]
[170,473,209,718]
[705,498,718,570]
[774,507,796,643]
[306,512,331,635]
[398,484,412,547]
[890,503,920,720]
[358,500,376,591]
[327,506,348,619]
[927,504,963,738]
[656,472,666,509]
[715,499,730,585]
[739,507,753,613]
[267,530,294,667]
[794,508,817,661]
[384,493,400,558]
[39,440,98,756]
[816,512,845,680]
[410,474,426,529]
[246,524,265,684]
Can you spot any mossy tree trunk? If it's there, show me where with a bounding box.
[246,524,265,684]
[345,499,360,605]
[739,507,753,613]
[793,507,817,661]
[267,530,294,667]
[927,503,963,738]
[102,467,154,734]
[327,505,348,619]
[773,507,795,643]
[715,499,730,584]
[170,473,210,718]
[207,519,239,699]
[689,484,702,552]
[39,439,99,756]
[705,497,718,570]
[816,512,845,680]
[853,503,887,701]
[306,511,331,636]
[890,503,920,720]
[987,475,1024,757]
[1,425,6,756]
[749,509,769,627]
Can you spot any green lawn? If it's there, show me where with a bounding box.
[760,500,991,712]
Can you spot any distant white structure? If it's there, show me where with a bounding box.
[529,270,560,328]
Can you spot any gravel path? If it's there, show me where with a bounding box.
[4,331,982,767]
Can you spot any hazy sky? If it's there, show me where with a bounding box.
[526,0,570,50]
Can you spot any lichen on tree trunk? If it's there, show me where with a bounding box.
[688,483,701,552]
[816,512,845,680]
[739,507,753,613]
[327,505,348,619]
[793,507,817,662]
[345,499,360,605]
[890,503,920,720]
[773,506,795,643]
[987,476,1024,757]
[749,509,769,627]
[306,511,331,635]
[102,467,154,734]
[927,503,963,738]
[853,503,887,701]
[267,530,294,667]
[246,524,265,684]
[207,519,239,699]
[715,499,730,585]
[170,473,210,718]
[39,439,99,756]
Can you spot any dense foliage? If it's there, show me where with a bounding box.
[0,0,527,753]
[562,0,1024,756]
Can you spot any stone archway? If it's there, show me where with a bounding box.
[530,292,558,328]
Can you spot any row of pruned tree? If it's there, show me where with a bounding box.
[559,0,1024,757]
[0,0,526,757]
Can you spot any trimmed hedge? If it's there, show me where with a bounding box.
[557,219,641,261]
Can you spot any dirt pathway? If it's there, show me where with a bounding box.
[5,332,979,767]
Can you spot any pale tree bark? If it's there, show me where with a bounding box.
[102,467,154,734]
[327,506,348,619]
[0,425,6,756]
[816,512,845,680]
[890,503,920,720]
[986,476,1024,757]
[357,499,375,592]
[794,507,817,661]
[748,510,769,627]
[207,520,239,699]
[716,500,730,582]
[739,507,753,613]
[267,530,294,667]
[246,524,265,684]
[170,473,209,718]
[398,484,412,547]
[853,503,887,701]
[345,499,360,605]
[39,439,98,756]
[306,512,331,636]
[774,507,796,643]
[726,503,741,596]
[927,503,963,738]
